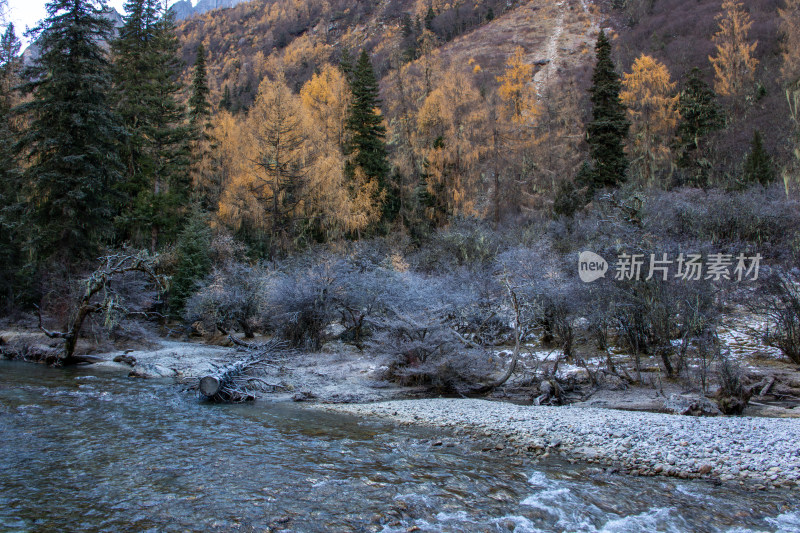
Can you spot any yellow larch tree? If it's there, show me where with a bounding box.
[416,65,488,225]
[214,111,264,236]
[490,47,540,222]
[708,0,758,100]
[384,56,429,226]
[779,0,800,87]
[496,46,537,124]
[211,111,256,226]
[299,63,351,147]
[218,73,308,250]
[299,65,382,239]
[620,54,680,187]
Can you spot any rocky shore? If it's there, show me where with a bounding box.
[320,398,800,489]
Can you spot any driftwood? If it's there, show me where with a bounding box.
[197,338,288,402]
[758,376,776,398]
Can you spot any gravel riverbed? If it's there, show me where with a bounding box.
[319,399,800,488]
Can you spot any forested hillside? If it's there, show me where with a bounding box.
[4,0,800,414]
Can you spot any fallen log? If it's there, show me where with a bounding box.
[758,376,776,398]
[197,339,288,403]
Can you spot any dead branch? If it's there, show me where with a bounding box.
[470,279,521,394]
[228,334,256,349]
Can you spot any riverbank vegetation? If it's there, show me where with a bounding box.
[2,0,800,413]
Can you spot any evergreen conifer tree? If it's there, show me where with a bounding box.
[112,0,192,250]
[339,47,354,83]
[586,30,629,191]
[219,83,232,111]
[169,204,212,313]
[345,50,390,220]
[15,0,126,263]
[188,43,211,127]
[0,23,23,308]
[676,68,723,172]
[741,130,777,186]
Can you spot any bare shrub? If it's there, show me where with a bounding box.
[644,188,800,259]
[606,277,718,379]
[411,218,503,272]
[497,244,584,360]
[715,350,751,415]
[367,271,496,392]
[184,262,269,338]
[754,272,800,364]
[263,260,342,351]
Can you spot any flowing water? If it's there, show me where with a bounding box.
[0,360,797,533]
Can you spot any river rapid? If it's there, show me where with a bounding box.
[0,360,797,532]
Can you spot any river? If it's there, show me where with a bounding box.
[0,360,797,532]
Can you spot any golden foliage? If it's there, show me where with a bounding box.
[417,65,488,223]
[620,54,680,187]
[299,64,351,147]
[216,65,382,245]
[496,46,537,123]
[708,0,758,98]
[218,73,308,244]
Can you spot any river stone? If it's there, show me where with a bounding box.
[89,361,136,372]
[113,354,137,366]
[129,363,176,378]
[664,394,722,417]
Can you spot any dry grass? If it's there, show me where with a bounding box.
[426,0,600,89]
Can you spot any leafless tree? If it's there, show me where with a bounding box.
[36,249,168,364]
[752,271,800,364]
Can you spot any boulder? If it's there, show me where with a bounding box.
[113,354,136,366]
[129,363,176,378]
[292,390,317,402]
[664,394,722,417]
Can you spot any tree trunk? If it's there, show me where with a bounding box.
[197,339,287,402]
[239,319,255,339]
[199,375,223,397]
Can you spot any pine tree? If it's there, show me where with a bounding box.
[676,67,723,178]
[741,130,776,186]
[0,23,21,195]
[0,24,21,83]
[169,204,212,313]
[0,23,24,308]
[552,179,582,218]
[425,7,435,30]
[219,83,232,111]
[15,0,126,263]
[188,43,211,127]
[339,47,354,83]
[112,0,192,250]
[586,30,629,191]
[345,50,390,221]
[188,43,216,212]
